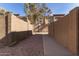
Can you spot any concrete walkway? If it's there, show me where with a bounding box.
[43,35,72,56]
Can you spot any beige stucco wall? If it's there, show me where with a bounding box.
[0,11,33,46]
[27,18,33,31]
[0,15,6,40]
[11,14,29,32]
[7,12,11,34]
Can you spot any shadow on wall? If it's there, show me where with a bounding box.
[0,30,32,47]
[48,7,79,55]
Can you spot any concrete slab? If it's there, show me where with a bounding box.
[43,35,72,56]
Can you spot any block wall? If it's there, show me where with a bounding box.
[48,7,79,55]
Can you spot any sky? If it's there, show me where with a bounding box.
[0,3,79,16]
[47,3,79,15]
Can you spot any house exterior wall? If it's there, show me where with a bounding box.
[38,18,48,32]
[32,17,49,32]
[44,18,48,32]
[41,25,48,32]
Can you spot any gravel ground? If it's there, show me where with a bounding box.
[0,35,44,56]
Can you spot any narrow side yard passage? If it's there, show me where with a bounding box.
[43,35,72,56]
[0,34,72,56]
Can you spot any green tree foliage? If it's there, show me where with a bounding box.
[24,3,52,24]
